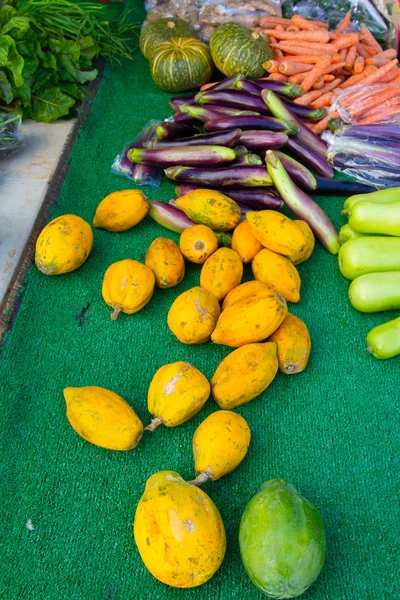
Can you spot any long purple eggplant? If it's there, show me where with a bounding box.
[254,79,303,98]
[236,79,264,95]
[239,130,288,151]
[195,90,271,115]
[148,200,195,233]
[116,125,161,186]
[314,177,377,195]
[169,94,197,111]
[146,128,242,149]
[175,184,283,209]
[259,149,317,191]
[165,165,273,187]
[204,115,299,135]
[201,105,261,116]
[119,125,156,174]
[279,97,327,122]
[265,150,340,254]
[261,89,328,158]
[129,145,236,168]
[173,111,198,125]
[156,121,199,140]
[203,73,245,92]
[179,104,223,123]
[286,137,333,178]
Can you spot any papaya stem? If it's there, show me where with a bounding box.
[341,210,349,216]
[111,305,121,320]
[145,417,163,431]
[188,468,212,486]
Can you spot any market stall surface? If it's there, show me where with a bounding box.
[0,2,398,599]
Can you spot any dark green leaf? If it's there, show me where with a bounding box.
[27,84,74,122]
[31,65,51,90]
[49,38,80,62]
[22,54,38,78]
[13,79,30,105]
[0,67,13,103]
[0,5,16,29]
[58,54,97,84]
[42,52,57,71]
[2,16,30,39]
[0,34,24,87]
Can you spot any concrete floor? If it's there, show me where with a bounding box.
[0,119,75,304]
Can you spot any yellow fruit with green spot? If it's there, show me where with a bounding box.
[200,247,243,301]
[174,189,241,231]
[134,470,226,588]
[190,410,251,484]
[221,280,271,310]
[93,190,149,231]
[168,286,221,344]
[145,237,185,288]
[63,386,143,451]
[102,259,155,319]
[232,219,263,263]
[247,210,307,257]
[35,214,93,275]
[146,361,210,430]
[252,247,301,303]
[290,220,315,265]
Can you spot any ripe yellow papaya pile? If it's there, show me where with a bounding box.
[35,184,320,591]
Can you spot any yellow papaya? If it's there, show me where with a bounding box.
[134,471,226,588]
[221,280,271,311]
[102,259,155,319]
[174,189,241,231]
[145,237,185,289]
[212,288,287,348]
[35,214,93,275]
[268,312,311,374]
[146,361,210,430]
[179,224,218,264]
[252,247,301,303]
[290,220,315,265]
[211,343,278,408]
[190,410,251,484]
[63,386,143,451]
[200,247,243,302]
[246,210,307,257]
[231,220,263,263]
[93,190,149,232]
[168,286,220,344]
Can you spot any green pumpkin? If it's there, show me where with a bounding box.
[140,18,197,61]
[239,479,326,598]
[150,37,214,93]
[210,23,273,80]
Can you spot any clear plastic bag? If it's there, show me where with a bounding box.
[0,112,24,160]
[332,84,400,126]
[322,128,400,187]
[144,0,203,29]
[112,120,162,187]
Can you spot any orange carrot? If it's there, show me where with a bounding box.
[288,73,307,84]
[349,88,400,118]
[310,91,334,108]
[357,106,400,124]
[356,43,369,59]
[340,65,377,88]
[359,59,398,85]
[278,61,314,75]
[200,81,219,91]
[353,56,365,73]
[334,32,360,50]
[369,48,397,62]
[339,83,400,109]
[323,74,335,82]
[345,44,357,71]
[335,11,351,34]
[263,59,281,73]
[361,97,400,118]
[339,48,348,63]
[366,56,394,68]
[287,26,300,32]
[259,16,292,27]
[275,24,285,31]
[300,54,332,93]
[269,36,284,59]
[295,78,342,105]
[291,14,329,29]
[360,27,383,53]
[326,61,346,74]
[313,110,340,134]
[260,28,330,43]
[267,73,289,81]
[313,77,325,89]
[379,69,400,83]
[276,53,339,64]
[362,44,378,57]
[270,40,338,52]
[270,42,328,56]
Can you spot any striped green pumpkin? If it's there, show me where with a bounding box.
[210,23,273,80]
[150,38,214,93]
[140,18,197,61]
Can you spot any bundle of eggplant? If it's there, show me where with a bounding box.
[126,74,376,255]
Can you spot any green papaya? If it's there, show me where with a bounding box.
[239,479,326,598]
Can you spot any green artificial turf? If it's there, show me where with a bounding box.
[0,2,399,598]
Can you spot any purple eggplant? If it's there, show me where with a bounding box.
[173,111,199,125]
[279,97,327,122]
[239,130,288,151]
[128,145,236,168]
[335,123,400,143]
[201,105,261,116]
[259,150,317,191]
[314,177,377,195]
[179,104,229,123]
[175,184,282,210]
[119,126,156,174]
[169,94,197,111]
[286,137,333,179]
[204,74,245,92]
[236,80,264,95]
[148,200,195,233]
[204,115,299,135]
[165,165,273,187]
[254,79,303,98]
[146,128,242,149]
[266,150,340,254]
[261,89,328,158]
[195,90,271,115]
[156,122,199,140]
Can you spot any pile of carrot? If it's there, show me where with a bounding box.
[255,12,400,133]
